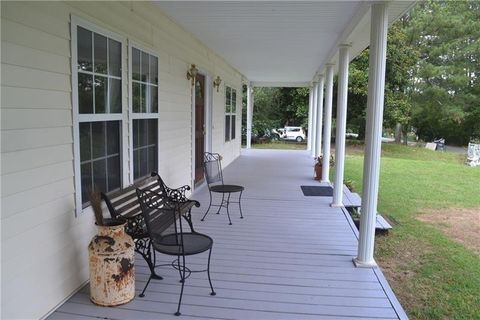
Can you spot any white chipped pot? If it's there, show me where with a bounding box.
[88,218,135,306]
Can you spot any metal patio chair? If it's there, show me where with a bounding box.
[202,152,244,225]
[136,182,215,316]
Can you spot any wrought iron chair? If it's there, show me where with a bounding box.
[136,181,215,316]
[202,152,244,225]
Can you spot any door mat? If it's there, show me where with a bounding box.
[300,185,333,196]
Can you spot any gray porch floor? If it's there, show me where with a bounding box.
[49,149,407,320]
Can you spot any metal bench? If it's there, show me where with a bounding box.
[101,172,199,280]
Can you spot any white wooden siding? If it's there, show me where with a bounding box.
[2,144,73,175]
[2,108,72,130]
[2,64,71,92]
[1,86,71,109]
[2,42,71,75]
[1,1,243,319]
[1,19,71,57]
[1,127,73,152]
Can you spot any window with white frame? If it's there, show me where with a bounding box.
[130,46,159,180]
[225,86,237,142]
[74,22,124,206]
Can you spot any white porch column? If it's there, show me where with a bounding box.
[354,3,388,268]
[332,45,351,207]
[310,81,318,157]
[307,87,314,151]
[321,64,334,181]
[246,84,253,149]
[315,75,325,158]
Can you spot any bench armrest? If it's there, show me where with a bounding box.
[165,184,190,203]
[166,186,201,210]
[150,172,199,206]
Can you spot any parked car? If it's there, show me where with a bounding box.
[274,126,306,142]
[242,127,277,144]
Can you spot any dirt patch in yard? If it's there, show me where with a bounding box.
[416,207,480,255]
[375,234,435,318]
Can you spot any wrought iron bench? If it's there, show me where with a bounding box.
[101,172,200,280]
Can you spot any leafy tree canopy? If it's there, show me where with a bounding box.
[242,87,309,137]
[408,0,480,144]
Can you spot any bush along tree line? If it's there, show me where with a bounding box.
[241,86,309,140]
[242,0,479,146]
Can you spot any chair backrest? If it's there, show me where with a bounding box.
[203,152,223,185]
[136,187,181,239]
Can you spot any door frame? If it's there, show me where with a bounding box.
[191,69,213,189]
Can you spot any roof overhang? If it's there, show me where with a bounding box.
[155,1,416,87]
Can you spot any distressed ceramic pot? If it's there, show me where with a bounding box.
[314,163,323,180]
[88,219,135,306]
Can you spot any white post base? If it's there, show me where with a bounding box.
[353,257,378,268]
[330,203,344,208]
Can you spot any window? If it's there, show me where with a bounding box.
[131,48,158,113]
[132,119,158,179]
[130,46,159,181]
[225,86,237,142]
[72,18,126,213]
[77,26,122,114]
[79,122,121,203]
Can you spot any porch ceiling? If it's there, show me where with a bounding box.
[154,1,415,87]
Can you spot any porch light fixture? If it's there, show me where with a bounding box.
[213,76,222,92]
[186,64,198,86]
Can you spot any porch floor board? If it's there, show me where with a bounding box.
[48,149,406,320]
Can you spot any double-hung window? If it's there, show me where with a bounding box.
[130,45,159,180]
[225,86,237,142]
[72,18,125,213]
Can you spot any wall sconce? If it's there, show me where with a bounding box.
[213,76,222,92]
[186,64,198,86]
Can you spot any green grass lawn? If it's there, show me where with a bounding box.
[344,144,480,319]
[246,140,307,150]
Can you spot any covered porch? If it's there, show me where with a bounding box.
[157,0,415,267]
[50,149,406,319]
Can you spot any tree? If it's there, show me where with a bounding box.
[384,21,419,143]
[408,1,480,144]
[241,87,309,139]
[346,1,480,146]
[347,50,369,139]
[280,87,310,128]
[346,20,418,142]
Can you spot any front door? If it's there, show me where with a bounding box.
[194,74,205,185]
